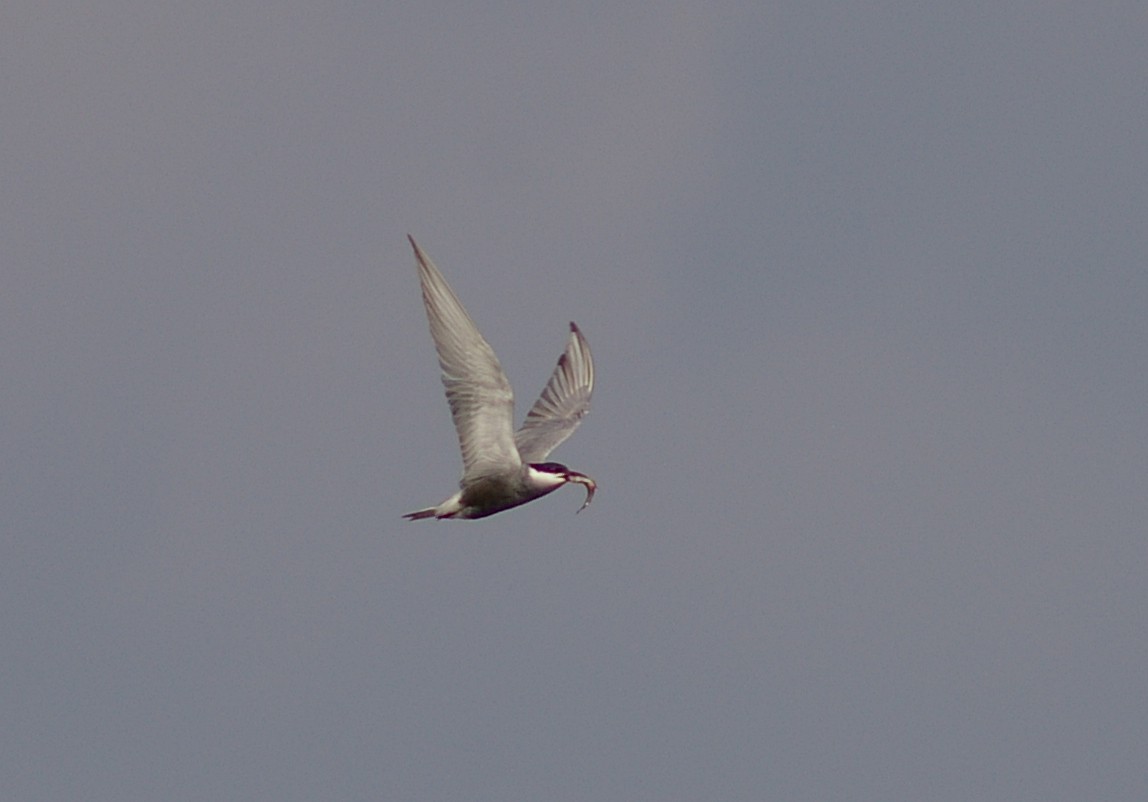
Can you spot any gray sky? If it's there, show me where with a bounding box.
[4,2,1146,800]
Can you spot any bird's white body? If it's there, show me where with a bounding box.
[403,237,596,521]
[405,465,572,521]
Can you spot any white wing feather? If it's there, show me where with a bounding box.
[514,322,594,463]
[409,236,521,480]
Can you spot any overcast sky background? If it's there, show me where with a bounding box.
[4,2,1147,800]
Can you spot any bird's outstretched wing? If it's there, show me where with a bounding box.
[409,236,521,479]
[514,322,594,463]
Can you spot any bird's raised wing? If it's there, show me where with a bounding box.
[409,236,521,479]
[514,322,594,463]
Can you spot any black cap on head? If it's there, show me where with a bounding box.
[529,462,569,475]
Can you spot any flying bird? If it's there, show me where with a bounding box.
[403,236,596,520]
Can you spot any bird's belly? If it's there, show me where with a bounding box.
[458,475,554,519]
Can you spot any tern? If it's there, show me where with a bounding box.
[403,236,596,520]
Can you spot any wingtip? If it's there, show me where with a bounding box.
[569,321,580,333]
[408,235,431,269]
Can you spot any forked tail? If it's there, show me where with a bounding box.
[402,508,437,521]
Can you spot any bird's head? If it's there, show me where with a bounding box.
[528,462,597,513]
